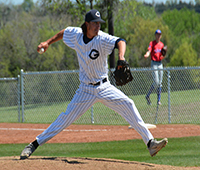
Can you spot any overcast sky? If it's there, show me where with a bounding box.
[0,0,194,5]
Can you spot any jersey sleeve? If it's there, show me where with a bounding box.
[99,31,119,55]
[63,27,82,50]
[148,41,153,52]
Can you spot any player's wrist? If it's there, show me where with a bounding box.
[146,51,150,56]
[118,56,125,61]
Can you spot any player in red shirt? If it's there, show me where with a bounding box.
[144,29,165,105]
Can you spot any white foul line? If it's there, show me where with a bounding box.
[0,127,109,132]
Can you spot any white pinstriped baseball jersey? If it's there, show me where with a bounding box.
[63,27,119,84]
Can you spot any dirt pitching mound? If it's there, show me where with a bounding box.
[0,156,199,170]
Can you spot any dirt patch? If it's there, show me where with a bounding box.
[0,123,199,170]
[0,156,199,170]
[0,123,199,144]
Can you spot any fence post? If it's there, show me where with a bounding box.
[91,106,94,124]
[17,75,21,122]
[20,69,24,122]
[167,70,171,123]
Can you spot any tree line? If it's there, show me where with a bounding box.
[0,0,199,78]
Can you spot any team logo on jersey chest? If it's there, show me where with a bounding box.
[154,49,161,53]
[89,49,99,60]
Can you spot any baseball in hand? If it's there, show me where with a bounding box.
[39,48,44,54]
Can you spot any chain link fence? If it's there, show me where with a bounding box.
[19,67,200,125]
[0,77,20,123]
[0,67,199,124]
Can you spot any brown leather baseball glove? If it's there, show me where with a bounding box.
[161,46,167,56]
[114,60,133,86]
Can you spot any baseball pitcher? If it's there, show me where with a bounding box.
[20,10,167,160]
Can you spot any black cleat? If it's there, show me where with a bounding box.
[148,138,168,157]
[20,143,36,160]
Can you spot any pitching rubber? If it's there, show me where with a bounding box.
[128,123,156,129]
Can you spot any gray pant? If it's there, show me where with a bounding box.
[151,60,163,88]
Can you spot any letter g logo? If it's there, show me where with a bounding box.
[89,49,99,60]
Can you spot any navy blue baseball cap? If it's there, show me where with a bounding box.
[155,29,162,34]
[85,9,105,23]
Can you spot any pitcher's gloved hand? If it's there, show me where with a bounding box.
[114,60,133,86]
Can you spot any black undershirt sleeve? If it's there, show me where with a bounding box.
[114,38,126,49]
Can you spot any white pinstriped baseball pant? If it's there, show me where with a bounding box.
[36,81,154,146]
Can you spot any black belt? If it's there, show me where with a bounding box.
[89,78,107,86]
[152,60,162,63]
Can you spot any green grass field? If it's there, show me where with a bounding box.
[0,136,199,167]
[0,89,199,124]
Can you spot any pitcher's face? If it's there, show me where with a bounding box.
[86,21,101,38]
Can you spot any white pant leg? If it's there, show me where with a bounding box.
[37,84,97,145]
[158,63,163,87]
[98,82,154,145]
[151,61,163,87]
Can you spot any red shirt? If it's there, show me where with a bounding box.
[148,40,164,62]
